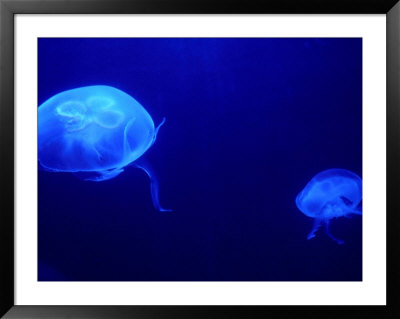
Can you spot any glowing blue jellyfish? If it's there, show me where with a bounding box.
[295,168,362,244]
[38,85,171,212]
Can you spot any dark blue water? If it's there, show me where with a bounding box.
[38,38,362,281]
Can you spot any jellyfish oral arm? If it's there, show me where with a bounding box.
[307,217,345,245]
[132,159,172,212]
[307,218,322,240]
[324,220,345,245]
[309,202,346,244]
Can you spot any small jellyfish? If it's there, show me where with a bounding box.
[295,168,362,244]
[38,85,171,212]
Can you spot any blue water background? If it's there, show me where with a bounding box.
[38,38,362,281]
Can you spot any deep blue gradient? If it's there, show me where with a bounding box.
[38,38,362,281]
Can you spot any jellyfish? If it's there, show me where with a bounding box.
[295,168,362,244]
[38,85,171,212]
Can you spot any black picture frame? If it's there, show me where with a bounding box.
[1,0,399,318]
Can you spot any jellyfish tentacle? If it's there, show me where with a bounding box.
[132,158,172,212]
[307,219,322,240]
[151,117,166,145]
[324,220,344,245]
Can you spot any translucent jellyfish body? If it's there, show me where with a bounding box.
[295,168,362,244]
[38,85,171,212]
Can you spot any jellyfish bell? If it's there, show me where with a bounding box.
[38,85,171,212]
[295,168,362,244]
[39,85,156,173]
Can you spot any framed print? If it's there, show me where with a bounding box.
[1,0,399,318]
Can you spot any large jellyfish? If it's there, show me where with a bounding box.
[38,85,171,212]
[295,168,362,244]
